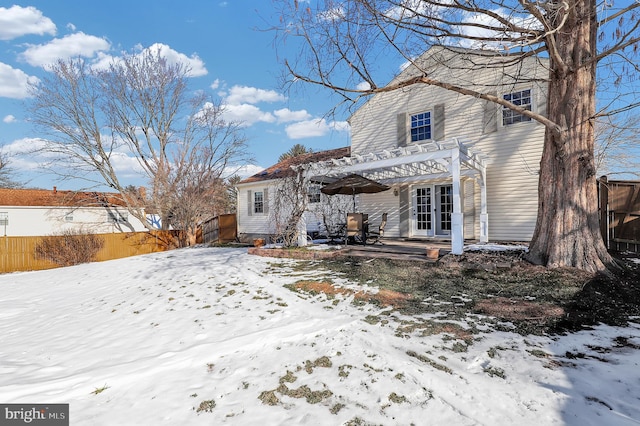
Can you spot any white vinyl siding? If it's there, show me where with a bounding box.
[0,206,147,236]
[350,49,547,241]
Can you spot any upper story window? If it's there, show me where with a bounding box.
[0,212,8,226]
[254,191,264,214]
[502,89,532,126]
[64,212,74,222]
[307,185,321,204]
[410,111,432,142]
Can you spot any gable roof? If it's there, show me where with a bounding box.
[239,147,350,184]
[0,187,130,208]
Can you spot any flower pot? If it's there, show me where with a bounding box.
[426,247,440,259]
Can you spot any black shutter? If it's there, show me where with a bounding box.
[433,103,445,140]
[397,113,408,147]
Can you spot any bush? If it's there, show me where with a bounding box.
[35,230,105,266]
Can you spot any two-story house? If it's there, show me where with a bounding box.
[237,46,547,252]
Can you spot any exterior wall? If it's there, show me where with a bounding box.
[349,50,547,241]
[237,181,274,242]
[237,180,352,242]
[0,206,148,237]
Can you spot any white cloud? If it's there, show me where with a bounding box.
[221,103,275,127]
[110,151,144,177]
[273,108,312,123]
[356,81,372,91]
[20,32,111,68]
[317,7,345,22]
[0,62,39,99]
[66,23,77,31]
[0,5,56,41]
[223,85,285,105]
[284,118,349,139]
[2,137,48,171]
[3,114,16,123]
[224,164,264,179]
[210,79,221,90]
[145,43,207,77]
[90,43,208,78]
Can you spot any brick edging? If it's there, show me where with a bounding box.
[247,246,344,260]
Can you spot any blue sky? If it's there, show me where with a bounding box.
[0,1,354,189]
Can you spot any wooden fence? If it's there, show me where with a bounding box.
[201,214,237,244]
[0,230,179,274]
[599,176,640,253]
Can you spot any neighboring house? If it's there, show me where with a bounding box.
[0,187,148,237]
[236,147,351,243]
[238,46,548,252]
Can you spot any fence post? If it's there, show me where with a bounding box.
[599,175,609,249]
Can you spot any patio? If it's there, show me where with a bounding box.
[340,238,455,262]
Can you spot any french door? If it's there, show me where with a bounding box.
[412,184,453,237]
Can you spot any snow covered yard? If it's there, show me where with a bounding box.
[1,246,639,425]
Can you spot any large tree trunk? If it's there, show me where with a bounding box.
[527,0,613,273]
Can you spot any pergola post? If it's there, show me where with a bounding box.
[450,148,464,255]
[479,167,489,243]
[297,212,308,246]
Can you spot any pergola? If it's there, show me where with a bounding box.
[300,138,488,254]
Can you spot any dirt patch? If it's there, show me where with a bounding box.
[292,281,413,308]
[249,247,343,260]
[475,297,565,321]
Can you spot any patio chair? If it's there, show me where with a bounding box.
[346,213,368,245]
[367,213,387,244]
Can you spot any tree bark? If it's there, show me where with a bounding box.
[527,0,614,272]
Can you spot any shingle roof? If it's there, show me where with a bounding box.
[0,187,129,207]
[239,147,350,184]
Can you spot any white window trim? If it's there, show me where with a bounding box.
[307,185,321,204]
[500,88,534,128]
[253,191,264,214]
[409,109,433,143]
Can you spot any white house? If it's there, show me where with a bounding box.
[0,187,149,237]
[237,46,548,252]
[236,147,352,243]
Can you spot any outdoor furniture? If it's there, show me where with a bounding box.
[326,223,347,244]
[366,213,387,244]
[346,213,368,245]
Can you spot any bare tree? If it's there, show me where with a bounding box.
[273,0,640,272]
[595,113,640,179]
[270,168,310,246]
[0,149,22,188]
[27,48,249,245]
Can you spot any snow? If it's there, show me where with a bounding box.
[1,247,639,425]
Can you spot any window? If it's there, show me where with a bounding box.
[108,212,128,223]
[0,212,8,226]
[64,212,74,222]
[502,89,532,126]
[410,111,432,142]
[307,185,321,204]
[254,191,264,214]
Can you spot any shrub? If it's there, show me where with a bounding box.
[35,230,104,266]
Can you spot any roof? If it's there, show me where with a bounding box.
[239,147,350,184]
[0,187,130,208]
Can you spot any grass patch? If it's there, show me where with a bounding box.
[91,384,109,395]
[195,399,216,413]
[286,251,640,335]
[406,350,453,374]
